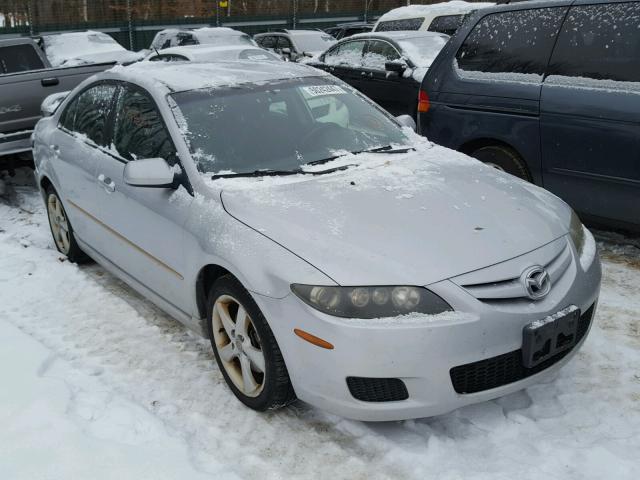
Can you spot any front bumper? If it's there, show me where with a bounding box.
[254,237,602,421]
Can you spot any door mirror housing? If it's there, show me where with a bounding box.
[41,91,70,117]
[385,61,407,74]
[395,114,416,132]
[123,157,179,189]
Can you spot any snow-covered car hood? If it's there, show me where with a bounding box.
[218,144,571,286]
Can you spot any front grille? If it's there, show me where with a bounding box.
[450,304,595,394]
[346,377,409,402]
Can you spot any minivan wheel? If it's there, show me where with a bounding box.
[44,186,89,263]
[207,275,296,411]
[470,145,532,182]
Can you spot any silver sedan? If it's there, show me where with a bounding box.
[32,61,601,421]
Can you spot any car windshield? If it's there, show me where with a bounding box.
[397,35,449,67]
[170,77,410,175]
[195,32,254,46]
[293,33,336,52]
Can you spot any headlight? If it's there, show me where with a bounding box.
[570,210,586,255]
[291,284,452,318]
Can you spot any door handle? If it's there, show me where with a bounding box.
[98,174,115,193]
[41,77,60,87]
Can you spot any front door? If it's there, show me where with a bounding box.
[318,40,367,92]
[540,1,640,228]
[93,83,193,313]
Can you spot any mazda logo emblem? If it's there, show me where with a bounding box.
[521,265,551,300]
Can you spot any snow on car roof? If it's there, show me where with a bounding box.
[377,1,494,22]
[106,60,327,94]
[348,30,450,42]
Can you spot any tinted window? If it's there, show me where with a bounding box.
[456,7,567,77]
[547,2,640,83]
[258,36,276,48]
[277,37,292,50]
[112,87,177,163]
[428,14,466,36]
[61,84,116,146]
[0,44,45,73]
[363,40,400,69]
[376,18,424,32]
[324,40,366,66]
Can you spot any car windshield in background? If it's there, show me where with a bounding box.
[170,78,410,175]
[293,33,336,52]
[196,32,254,46]
[43,32,124,66]
[398,35,449,67]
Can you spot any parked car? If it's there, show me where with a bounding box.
[41,31,144,67]
[150,27,256,51]
[308,31,449,119]
[419,0,640,232]
[254,30,336,61]
[325,22,374,40]
[33,61,600,421]
[0,38,114,161]
[373,0,494,35]
[145,45,281,63]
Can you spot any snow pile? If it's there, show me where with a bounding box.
[43,31,143,67]
[377,1,494,23]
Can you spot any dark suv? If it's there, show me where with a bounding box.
[419,0,640,232]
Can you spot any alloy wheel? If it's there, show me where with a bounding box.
[212,295,266,397]
[47,193,71,254]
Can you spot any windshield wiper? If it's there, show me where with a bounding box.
[360,145,415,154]
[211,164,352,180]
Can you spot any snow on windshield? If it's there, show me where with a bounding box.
[43,31,125,66]
[377,1,494,22]
[293,33,336,53]
[193,27,255,46]
[398,35,449,67]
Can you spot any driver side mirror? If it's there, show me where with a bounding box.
[123,157,179,189]
[385,61,407,74]
[41,91,70,117]
[395,114,416,132]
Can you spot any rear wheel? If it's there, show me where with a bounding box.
[207,275,295,411]
[44,185,89,263]
[470,145,532,181]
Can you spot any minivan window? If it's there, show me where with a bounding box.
[61,84,117,147]
[456,7,567,78]
[113,86,177,163]
[428,14,466,36]
[547,2,640,83]
[376,18,424,32]
[0,44,45,74]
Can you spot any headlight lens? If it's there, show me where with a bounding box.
[291,284,453,318]
[570,210,586,255]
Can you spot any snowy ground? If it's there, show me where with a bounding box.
[1,169,639,479]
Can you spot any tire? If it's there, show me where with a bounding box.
[44,185,89,263]
[470,145,532,182]
[207,275,296,411]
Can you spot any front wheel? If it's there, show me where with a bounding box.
[207,275,295,411]
[470,145,532,182]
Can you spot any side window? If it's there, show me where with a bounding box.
[61,84,117,146]
[0,44,45,74]
[547,2,640,83]
[258,36,276,49]
[428,14,466,36]
[277,37,292,50]
[150,54,188,62]
[177,33,197,46]
[112,86,177,164]
[323,40,366,67]
[363,40,400,70]
[456,7,567,78]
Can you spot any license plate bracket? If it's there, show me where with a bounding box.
[522,307,580,368]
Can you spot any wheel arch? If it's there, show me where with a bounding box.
[195,263,234,320]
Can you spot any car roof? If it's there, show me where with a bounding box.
[156,44,257,55]
[101,60,328,94]
[155,27,246,36]
[347,30,451,42]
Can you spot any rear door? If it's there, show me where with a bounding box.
[47,82,117,248]
[361,39,418,118]
[540,1,640,228]
[93,83,192,313]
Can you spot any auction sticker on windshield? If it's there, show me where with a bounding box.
[302,85,346,97]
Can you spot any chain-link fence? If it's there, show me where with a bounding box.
[0,1,485,50]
